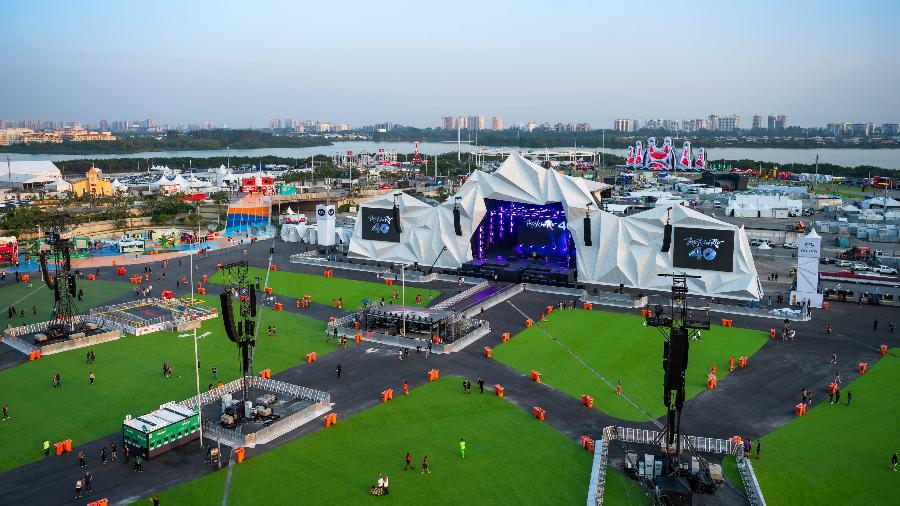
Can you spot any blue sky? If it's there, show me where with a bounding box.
[3,0,899,128]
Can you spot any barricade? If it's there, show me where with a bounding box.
[582,302,593,310]
[739,356,747,368]
[546,305,554,314]
[87,499,109,506]
[641,308,651,317]
[795,403,807,416]
[273,302,283,311]
[859,362,868,374]
[494,384,504,398]
[87,274,96,281]
[581,394,594,409]
[270,265,277,271]
[880,344,889,357]
[385,278,393,285]
[197,287,206,295]
[501,332,510,343]
[202,274,208,283]
[259,369,271,379]
[581,435,594,451]
[483,347,492,358]
[525,319,534,328]
[355,333,362,343]
[769,328,777,339]
[235,447,246,463]
[721,319,733,327]
[381,389,394,402]
[530,370,541,383]
[427,369,439,382]
[306,352,317,363]
[116,267,126,276]
[264,287,272,295]
[822,301,829,310]
[324,413,337,428]
[54,442,63,456]
[161,290,174,299]
[533,407,545,421]
[21,274,30,282]
[64,439,72,452]
[707,374,718,389]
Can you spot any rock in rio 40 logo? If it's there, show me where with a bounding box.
[368,214,393,235]
[685,236,725,262]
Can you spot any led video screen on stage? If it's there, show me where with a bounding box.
[472,199,573,263]
[361,207,400,242]
[672,227,734,272]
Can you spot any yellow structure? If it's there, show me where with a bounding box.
[71,167,113,196]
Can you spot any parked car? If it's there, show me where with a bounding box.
[820,257,834,265]
[851,262,869,272]
[783,242,797,249]
[874,265,898,275]
[835,260,851,268]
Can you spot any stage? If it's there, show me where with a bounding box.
[460,257,575,285]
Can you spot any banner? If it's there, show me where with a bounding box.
[316,204,336,246]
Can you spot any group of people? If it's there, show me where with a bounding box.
[462,377,485,394]
[370,474,390,496]
[74,442,137,498]
[162,362,173,378]
[85,349,96,364]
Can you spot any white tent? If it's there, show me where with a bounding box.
[350,154,761,300]
[149,175,172,191]
[45,178,72,192]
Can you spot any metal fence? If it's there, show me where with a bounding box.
[432,280,490,310]
[459,283,524,317]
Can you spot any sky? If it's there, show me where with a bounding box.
[3,0,899,129]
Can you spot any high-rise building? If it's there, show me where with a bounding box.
[99,120,109,131]
[466,116,485,130]
[752,115,763,130]
[457,116,468,130]
[717,115,740,131]
[613,118,633,132]
[526,122,538,132]
[441,116,456,130]
[283,119,293,130]
[768,114,788,130]
[708,114,719,131]
[492,116,503,131]
[270,118,282,130]
[882,123,899,136]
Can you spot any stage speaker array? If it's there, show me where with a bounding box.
[392,204,402,233]
[663,327,689,407]
[39,252,53,290]
[68,275,77,297]
[453,206,463,236]
[661,223,673,252]
[220,293,240,343]
[583,216,592,246]
[248,284,257,317]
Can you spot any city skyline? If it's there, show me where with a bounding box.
[3,1,900,128]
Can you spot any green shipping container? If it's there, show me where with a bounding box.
[123,402,200,459]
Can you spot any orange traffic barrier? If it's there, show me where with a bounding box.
[530,370,542,383]
[54,442,63,456]
[587,439,595,452]
[116,267,126,276]
[87,274,96,281]
[355,332,362,344]
[273,302,283,311]
[202,274,208,282]
[63,439,72,452]
[198,287,206,295]
[533,407,545,421]
[501,332,510,343]
[428,369,440,382]
[324,413,337,428]
[583,302,593,310]
[161,290,174,299]
[381,389,394,402]
[795,403,807,416]
[494,384,504,398]
[822,301,829,310]
[859,362,868,374]
[707,373,718,389]
[880,344,889,357]
[739,356,747,368]
[235,447,246,463]
[353,321,361,330]
[87,499,109,506]
[769,328,777,339]
[641,308,651,317]
[581,435,594,451]
[525,319,534,328]
[28,351,37,361]
[483,347,492,358]
[20,274,30,282]
[306,352,317,363]
[546,305,554,314]
[385,278,393,285]
[581,395,593,409]
[259,369,271,379]
[270,265,277,271]
[264,287,272,295]
[217,262,223,270]
[721,319,733,327]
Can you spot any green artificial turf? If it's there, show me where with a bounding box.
[0,279,131,326]
[149,377,593,505]
[604,467,651,505]
[753,350,900,505]
[721,455,746,496]
[0,297,336,473]
[208,266,440,309]
[492,309,768,421]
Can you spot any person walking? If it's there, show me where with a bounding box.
[459,438,466,458]
[100,446,107,465]
[123,444,130,462]
[111,442,118,462]
[335,363,342,378]
[75,478,83,499]
[477,377,484,394]
[2,403,8,420]
[43,439,50,457]
[89,371,95,385]
[421,455,430,475]
[834,388,841,405]
[84,471,93,494]
[134,454,143,472]
[847,390,852,406]
[211,367,218,380]
[892,452,898,471]
[78,449,86,468]
[755,439,761,459]
[405,452,413,470]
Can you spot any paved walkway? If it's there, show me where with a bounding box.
[1,239,898,505]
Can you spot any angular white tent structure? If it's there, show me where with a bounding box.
[349,154,762,300]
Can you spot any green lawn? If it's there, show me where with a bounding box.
[492,309,768,421]
[208,266,440,309]
[0,279,131,326]
[0,296,336,473]
[604,468,650,505]
[754,350,900,505]
[721,455,746,496]
[149,377,592,505]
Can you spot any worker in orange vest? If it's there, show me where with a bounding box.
[403,382,409,395]
[295,298,300,308]
[616,380,622,396]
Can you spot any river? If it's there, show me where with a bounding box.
[2,141,899,169]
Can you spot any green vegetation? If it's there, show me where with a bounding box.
[753,351,900,504]
[492,309,768,421]
[208,267,440,309]
[0,279,130,326]
[148,377,592,505]
[2,129,331,155]
[721,455,746,496]
[0,298,335,472]
[604,468,651,505]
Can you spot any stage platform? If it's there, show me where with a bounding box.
[461,257,575,285]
